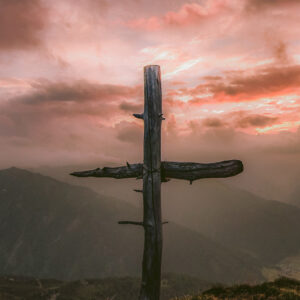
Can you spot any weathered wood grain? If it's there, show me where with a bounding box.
[140,65,162,300]
[118,221,144,226]
[70,160,243,182]
[70,164,142,179]
[162,160,243,183]
[118,221,168,226]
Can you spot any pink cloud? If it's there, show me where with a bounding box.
[127,1,230,31]
[0,0,300,191]
[127,16,161,31]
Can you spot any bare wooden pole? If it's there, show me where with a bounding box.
[70,64,245,300]
[139,65,162,300]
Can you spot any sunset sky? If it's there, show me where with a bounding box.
[0,0,300,200]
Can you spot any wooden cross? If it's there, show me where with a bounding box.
[71,65,243,300]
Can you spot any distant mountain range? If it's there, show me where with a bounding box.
[38,165,300,266]
[161,179,300,264]
[0,167,262,283]
[289,184,300,208]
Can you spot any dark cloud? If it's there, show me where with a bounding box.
[263,31,291,65]
[12,80,140,105]
[245,0,300,12]
[202,117,227,128]
[0,0,48,51]
[273,41,290,64]
[234,113,279,128]
[189,65,300,103]
[84,0,108,9]
[0,78,145,168]
[119,101,143,113]
[0,79,142,140]
[200,112,279,130]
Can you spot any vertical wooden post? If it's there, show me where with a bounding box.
[71,64,244,300]
[139,65,163,300]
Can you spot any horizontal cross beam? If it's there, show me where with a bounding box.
[70,160,243,183]
[118,221,169,226]
[118,221,144,226]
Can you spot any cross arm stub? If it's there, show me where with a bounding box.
[70,163,143,179]
[70,159,243,182]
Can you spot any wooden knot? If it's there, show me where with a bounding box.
[158,113,165,120]
[143,222,154,228]
[143,165,160,174]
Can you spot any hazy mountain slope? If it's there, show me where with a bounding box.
[0,167,142,280]
[289,185,300,208]
[37,165,300,265]
[161,179,300,264]
[0,167,262,283]
[163,222,261,283]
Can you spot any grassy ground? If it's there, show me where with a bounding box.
[1,275,300,299]
[263,253,300,281]
[0,273,209,300]
[173,277,300,300]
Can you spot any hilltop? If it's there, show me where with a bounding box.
[0,274,209,300]
[173,277,300,300]
[1,275,299,299]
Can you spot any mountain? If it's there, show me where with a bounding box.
[0,167,262,283]
[288,185,300,208]
[161,179,300,265]
[38,165,300,265]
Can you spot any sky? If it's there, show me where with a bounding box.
[0,0,300,201]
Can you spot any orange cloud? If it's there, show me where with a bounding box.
[188,65,300,104]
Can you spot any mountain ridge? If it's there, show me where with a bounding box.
[0,167,262,283]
